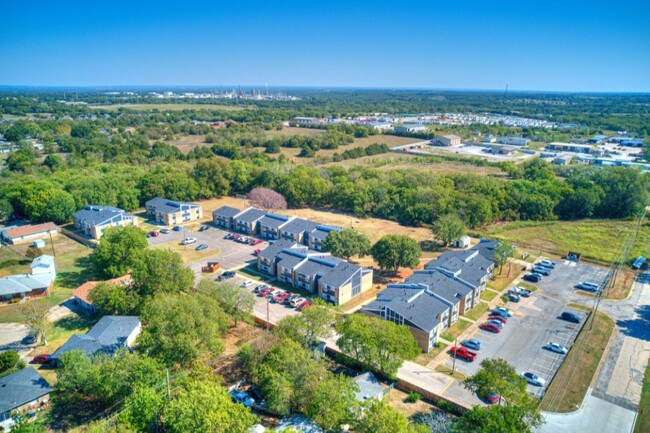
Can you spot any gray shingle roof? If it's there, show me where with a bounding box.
[145,197,198,214]
[425,249,493,287]
[362,285,449,332]
[294,258,337,278]
[259,214,291,229]
[257,239,299,261]
[354,372,385,402]
[406,270,474,303]
[318,261,361,288]
[212,206,241,219]
[51,316,140,362]
[235,208,266,223]
[0,367,52,414]
[0,273,52,297]
[281,218,319,235]
[73,205,131,227]
[473,239,499,262]
[275,250,308,270]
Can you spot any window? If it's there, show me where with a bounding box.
[383,308,404,325]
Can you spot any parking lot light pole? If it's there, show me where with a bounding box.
[452,338,458,375]
[266,296,270,332]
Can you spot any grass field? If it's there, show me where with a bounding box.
[440,319,473,343]
[90,103,250,111]
[463,302,489,321]
[434,364,468,381]
[540,310,615,412]
[635,360,650,433]
[480,290,500,302]
[488,266,524,291]
[478,219,650,265]
[413,342,449,366]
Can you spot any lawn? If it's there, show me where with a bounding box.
[463,302,489,321]
[413,342,449,367]
[480,290,500,302]
[635,360,650,433]
[478,219,650,265]
[440,319,473,343]
[517,282,538,292]
[151,241,219,263]
[434,364,468,381]
[488,266,524,291]
[605,268,636,300]
[540,310,615,412]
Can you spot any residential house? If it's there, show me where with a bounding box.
[362,284,451,352]
[51,316,141,365]
[145,197,203,225]
[233,207,266,235]
[72,275,133,314]
[318,261,373,305]
[406,270,476,321]
[0,368,52,430]
[308,225,341,251]
[212,206,242,230]
[353,372,385,402]
[258,213,293,240]
[0,255,55,302]
[73,205,136,240]
[279,218,319,245]
[0,222,58,245]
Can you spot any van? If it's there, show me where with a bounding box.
[561,312,581,323]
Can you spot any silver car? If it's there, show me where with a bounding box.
[545,342,568,354]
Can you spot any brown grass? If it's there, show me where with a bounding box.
[385,387,439,418]
[413,343,449,366]
[605,268,636,300]
[488,265,524,291]
[222,321,265,355]
[434,364,468,381]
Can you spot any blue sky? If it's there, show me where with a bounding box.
[1,0,649,91]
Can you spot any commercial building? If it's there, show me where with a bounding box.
[394,124,428,133]
[497,136,530,146]
[588,134,609,144]
[293,117,325,126]
[0,368,52,430]
[73,205,137,239]
[145,197,203,225]
[546,142,592,154]
[436,134,462,146]
[0,222,58,245]
[552,154,573,165]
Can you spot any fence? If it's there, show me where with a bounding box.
[60,227,98,248]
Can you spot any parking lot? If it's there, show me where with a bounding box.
[443,260,604,399]
[146,224,268,276]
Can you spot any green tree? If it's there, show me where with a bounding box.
[307,374,359,431]
[25,246,44,260]
[43,154,65,171]
[0,199,14,223]
[139,293,229,366]
[164,378,257,433]
[0,350,20,374]
[119,385,164,433]
[523,157,554,182]
[432,214,467,246]
[198,280,255,327]
[89,281,141,316]
[336,314,421,378]
[453,404,543,433]
[191,158,232,198]
[273,304,336,347]
[355,399,410,433]
[492,241,515,275]
[463,358,528,405]
[371,234,421,274]
[20,302,50,345]
[8,416,46,433]
[132,249,195,297]
[90,226,148,278]
[23,189,76,224]
[322,229,371,260]
[6,147,36,172]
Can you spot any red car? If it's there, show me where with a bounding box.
[232,234,241,240]
[488,315,507,324]
[148,230,159,237]
[251,239,262,246]
[273,291,291,303]
[259,287,276,297]
[32,354,51,364]
[253,249,261,255]
[483,391,500,404]
[297,300,313,311]
[449,346,477,362]
[480,323,502,333]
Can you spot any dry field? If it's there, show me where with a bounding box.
[90,103,249,111]
[164,134,211,154]
[198,197,433,245]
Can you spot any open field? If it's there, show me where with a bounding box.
[198,197,434,245]
[636,360,650,433]
[164,134,211,154]
[90,103,250,111]
[265,126,327,138]
[477,219,650,265]
[540,310,615,412]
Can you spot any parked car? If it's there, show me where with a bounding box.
[224,233,234,239]
[283,294,298,305]
[575,281,600,292]
[251,239,262,246]
[537,260,556,269]
[31,354,51,364]
[230,390,255,407]
[492,307,513,317]
[480,323,501,333]
[523,273,541,283]
[173,226,182,232]
[545,342,568,354]
[241,280,253,288]
[217,271,236,281]
[259,287,276,297]
[297,300,313,311]
[508,293,521,303]
[247,238,256,245]
[198,225,210,232]
[289,297,306,307]
[148,230,159,237]
[195,243,208,251]
[521,372,545,386]
[532,266,551,276]
[232,234,241,240]
[462,339,482,351]
[253,249,261,255]
[254,284,268,294]
[238,236,249,243]
[160,228,171,234]
[273,291,291,303]
[181,237,197,245]
[482,390,500,404]
[487,319,504,329]
[561,311,581,323]
[510,286,531,297]
[449,346,477,362]
[487,315,507,324]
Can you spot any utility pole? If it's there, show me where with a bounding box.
[48,230,56,257]
[266,295,270,332]
[452,338,458,375]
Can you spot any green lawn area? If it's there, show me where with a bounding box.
[517,282,538,292]
[434,364,468,381]
[463,302,489,321]
[413,342,449,366]
[635,360,650,433]
[481,290,499,302]
[488,266,524,291]
[478,219,650,265]
[440,319,473,343]
[540,311,615,412]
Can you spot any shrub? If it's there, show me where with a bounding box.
[406,392,421,403]
[8,298,21,304]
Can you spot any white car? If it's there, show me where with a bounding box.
[289,296,305,307]
[492,307,513,317]
[576,281,599,292]
[521,372,545,386]
[241,280,253,288]
[545,342,568,354]
[181,237,197,245]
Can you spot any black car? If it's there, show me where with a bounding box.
[217,271,236,281]
[561,312,581,323]
[523,273,541,283]
[198,225,210,232]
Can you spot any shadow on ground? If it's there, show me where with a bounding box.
[616,304,650,341]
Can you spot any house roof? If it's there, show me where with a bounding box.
[3,223,58,239]
[51,316,140,361]
[212,205,241,219]
[406,270,474,302]
[73,205,131,227]
[425,248,493,287]
[472,239,499,262]
[73,275,132,305]
[145,197,198,214]
[443,134,461,140]
[363,285,449,332]
[275,250,309,270]
[281,218,319,235]
[294,257,337,278]
[354,372,385,402]
[235,208,266,223]
[0,273,53,297]
[31,255,54,270]
[318,261,362,288]
[259,214,292,229]
[257,239,299,261]
[0,367,52,415]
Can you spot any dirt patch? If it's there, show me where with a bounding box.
[385,387,439,418]
[223,322,265,355]
[606,268,636,300]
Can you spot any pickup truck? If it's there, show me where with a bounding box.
[449,346,477,362]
